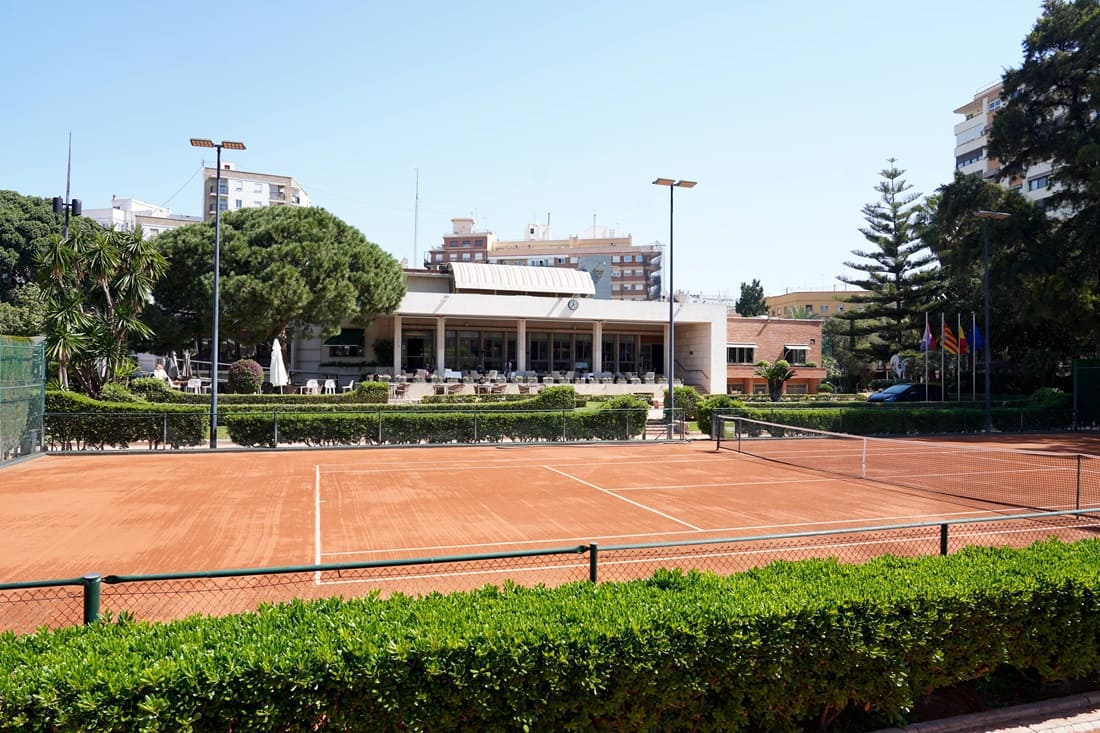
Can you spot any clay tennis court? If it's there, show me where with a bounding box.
[2,434,1099,631]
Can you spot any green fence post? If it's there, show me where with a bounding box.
[82,573,101,624]
[273,410,278,446]
[589,543,598,583]
[940,524,949,556]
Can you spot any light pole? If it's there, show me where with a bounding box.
[190,138,246,449]
[653,178,696,439]
[975,209,1009,433]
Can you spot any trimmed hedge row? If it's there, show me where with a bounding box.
[3,540,1100,731]
[696,398,1074,436]
[44,392,206,449]
[223,400,648,447]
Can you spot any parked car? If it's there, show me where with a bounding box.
[867,383,943,403]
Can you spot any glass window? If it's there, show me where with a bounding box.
[253,182,263,193]
[617,337,635,373]
[574,334,592,371]
[528,333,550,372]
[611,255,620,263]
[820,304,828,313]
[235,199,243,209]
[475,252,483,260]
[552,334,571,371]
[1028,176,1049,191]
[218,200,228,211]
[784,347,808,365]
[726,346,755,364]
[217,181,228,194]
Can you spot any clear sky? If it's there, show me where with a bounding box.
[2,1,1044,299]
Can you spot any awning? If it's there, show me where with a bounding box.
[783,344,809,349]
[448,261,596,296]
[727,343,756,348]
[324,328,364,346]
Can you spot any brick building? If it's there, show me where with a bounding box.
[726,316,827,395]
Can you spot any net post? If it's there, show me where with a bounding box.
[273,410,279,447]
[82,573,101,624]
[860,438,867,479]
[588,543,599,583]
[162,412,168,449]
[1077,454,1082,510]
[939,524,949,556]
[713,413,719,451]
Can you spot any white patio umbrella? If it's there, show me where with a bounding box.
[167,351,181,379]
[270,338,289,393]
[182,350,192,378]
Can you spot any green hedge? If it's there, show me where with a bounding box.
[3,540,1100,731]
[222,397,649,447]
[44,392,206,449]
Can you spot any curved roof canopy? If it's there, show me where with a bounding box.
[448,262,596,296]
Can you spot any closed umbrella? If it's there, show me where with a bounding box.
[182,350,192,378]
[167,351,181,379]
[270,338,289,393]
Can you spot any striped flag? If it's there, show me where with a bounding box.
[958,324,969,355]
[943,324,959,355]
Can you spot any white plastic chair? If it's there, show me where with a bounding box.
[323,379,336,395]
[302,379,319,395]
[341,379,356,393]
[186,378,202,394]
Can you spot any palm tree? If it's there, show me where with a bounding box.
[755,359,796,402]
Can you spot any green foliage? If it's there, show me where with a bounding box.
[36,219,166,396]
[45,391,205,449]
[728,404,1073,435]
[0,191,62,304]
[353,381,389,403]
[816,382,835,393]
[735,278,768,316]
[755,359,796,401]
[0,336,43,461]
[696,393,743,435]
[226,358,263,394]
[97,382,138,403]
[5,541,1100,731]
[663,384,700,420]
[148,206,406,350]
[838,160,939,365]
[990,0,1100,353]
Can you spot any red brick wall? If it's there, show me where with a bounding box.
[725,316,825,395]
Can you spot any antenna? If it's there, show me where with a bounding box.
[412,168,419,268]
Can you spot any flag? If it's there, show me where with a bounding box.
[942,324,959,355]
[972,324,985,351]
[920,320,935,351]
[958,325,969,355]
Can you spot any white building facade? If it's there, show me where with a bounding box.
[201,163,311,222]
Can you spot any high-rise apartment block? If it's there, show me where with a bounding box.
[424,218,664,301]
[953,82,1056,207]
[200,162,311,222]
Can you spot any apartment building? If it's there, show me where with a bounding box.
[953,82,1056,208]
[200,163,311,222]
[424,218,663,301]
[764,289,869,319]
[726,316,827,395]
[83,196,200,237]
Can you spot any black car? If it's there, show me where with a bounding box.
[866,383,942,403]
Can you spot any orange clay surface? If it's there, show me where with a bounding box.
[2,435,1098,630]
[5,435,1098,580]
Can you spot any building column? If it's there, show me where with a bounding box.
[516,319,527,372]
[435,317,446,374]
[592,321,603,373]
[392,315,402,374]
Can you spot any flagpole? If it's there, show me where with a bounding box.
[956,313,962,403]
[940,313,946,402]
[971,312,977,402]
[923,312,928,389]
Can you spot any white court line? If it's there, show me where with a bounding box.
[318,507,1021,559]
[550,468,677,530]
[317,456,714,474]
[611,477,844,491]
[314,464,321,585]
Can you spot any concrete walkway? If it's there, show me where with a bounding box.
[875,692,1100,732]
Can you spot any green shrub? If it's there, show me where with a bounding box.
[45,391,205,449]
[5,540,1100,731]
[227,359,264,394]
[816,382,835,394]
[354,381,389,403]
[664,385,700,420]
[696,394,744,435]
[97,382,139,403]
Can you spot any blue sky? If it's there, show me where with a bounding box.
[3,1,1043,299]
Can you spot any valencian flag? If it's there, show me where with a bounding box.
[958,325,969,355]
[942,324,959,355]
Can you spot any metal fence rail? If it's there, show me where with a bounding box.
[3,509,1098,635]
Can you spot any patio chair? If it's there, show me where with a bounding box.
[301,379,319,395]
[186,378,203,394]
[323,379,336,395]
[341,379,356,393]
[643,372,656,384]
[563,371,575,383]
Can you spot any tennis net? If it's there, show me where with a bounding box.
[714,415,1100,511]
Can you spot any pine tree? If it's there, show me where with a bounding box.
[734,279,767,317]
[838,160,937,365]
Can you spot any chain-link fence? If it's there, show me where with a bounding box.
[1076,359,1100,428]
[0,336,45,464]
[4,509,1097,635]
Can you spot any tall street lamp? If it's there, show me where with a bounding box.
[975,209,1009,433]
[190,137,246,449]
[652,178,697,439]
